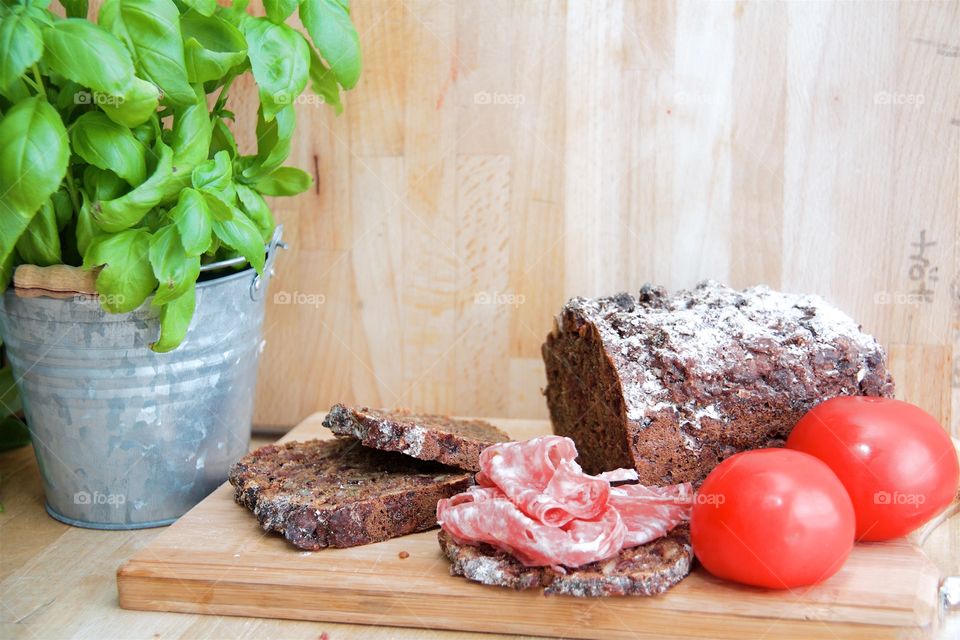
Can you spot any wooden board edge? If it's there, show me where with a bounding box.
[115,560,933,640]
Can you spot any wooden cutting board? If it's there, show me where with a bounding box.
[117,415,946,639]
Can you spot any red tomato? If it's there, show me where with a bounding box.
[691,449,855,589]
[787,396,959,541]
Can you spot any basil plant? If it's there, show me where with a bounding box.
[0,0,360,351]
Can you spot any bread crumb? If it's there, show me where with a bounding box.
[398,551,410,559]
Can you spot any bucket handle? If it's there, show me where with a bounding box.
[250,225,286,301]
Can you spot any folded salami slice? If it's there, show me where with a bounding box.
[478,436,611,526]
[436,489,626,568]
[609,483,694,547]
[437,435,693,569]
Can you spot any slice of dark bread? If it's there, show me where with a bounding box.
[438,526,693,597]
[229,438,473,550]
[322,404,510,472]
[542,281,894,484]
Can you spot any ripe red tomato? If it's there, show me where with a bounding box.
[787,396,959,541]
[691,449,855,589]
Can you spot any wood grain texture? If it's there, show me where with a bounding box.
[0,436,540,640]
[115,415,948,640]
[221,0,960,438]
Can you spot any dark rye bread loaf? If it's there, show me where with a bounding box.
[322,404,510,472]
[229,438,473,550]
[542,281,894,484]
[438,526,693,597]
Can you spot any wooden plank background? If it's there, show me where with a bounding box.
[88,0,960,432]
[233,0,960,432]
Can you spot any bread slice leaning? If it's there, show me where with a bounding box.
[229,438,473,550]
[438,526,693,597]
[323,404,510,472]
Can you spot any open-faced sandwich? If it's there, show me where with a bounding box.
[436,435,694,596]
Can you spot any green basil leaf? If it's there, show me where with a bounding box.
[99,0,196,106]
[241,103,294,180]
[210,117,238,158]
[59,0,88,18]
[151,285,195,352]
[0,8,43,92]
[75,192,99,256]
[0,77,30,102]
[70,111,147,186]
[16,200,61,266]
[201,191,233,222]
[243,17,309,121]
[171,87,212,167]
[139,206,166,233]
[149,224,201,306]
[0,362,22,418]
[212,209,264,274]
[43,19,135,96]
[131,118,158,147]
[219,0,251,28]
[307,44,342,115]
[169,187,212,256]
[0,416,30,452]
[191,150,234,197]
[51,189,72,230]
[235,184,275,242]
[97,77,160,128]
[0,251,13,292]
[24,5,54,26]
[83,166,127,202]
[253,166,312,196]
[300,0,361,90]
[83,228,158,313]
[181,8,247,84]
[54,80,83,114]
[0,96,69,266]
[94,142,183,232]
[264,0,300,24]
[180,0,217,17]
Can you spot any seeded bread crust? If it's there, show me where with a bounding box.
[322,404,510,472]
[542,281,895,484]
[229,438,473,550]
[438,526,693,597]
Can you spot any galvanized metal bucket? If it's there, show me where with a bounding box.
[0,228,283,529]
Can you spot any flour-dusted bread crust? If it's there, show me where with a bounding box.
[322,404,510,472]
[229,439,473,550]
[438,526,693,597]
[542,281,894,485]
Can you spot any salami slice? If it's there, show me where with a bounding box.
[477,436,610,526]
[436,491,626,568]
[437,435,693,568]
[609,483,694,547]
